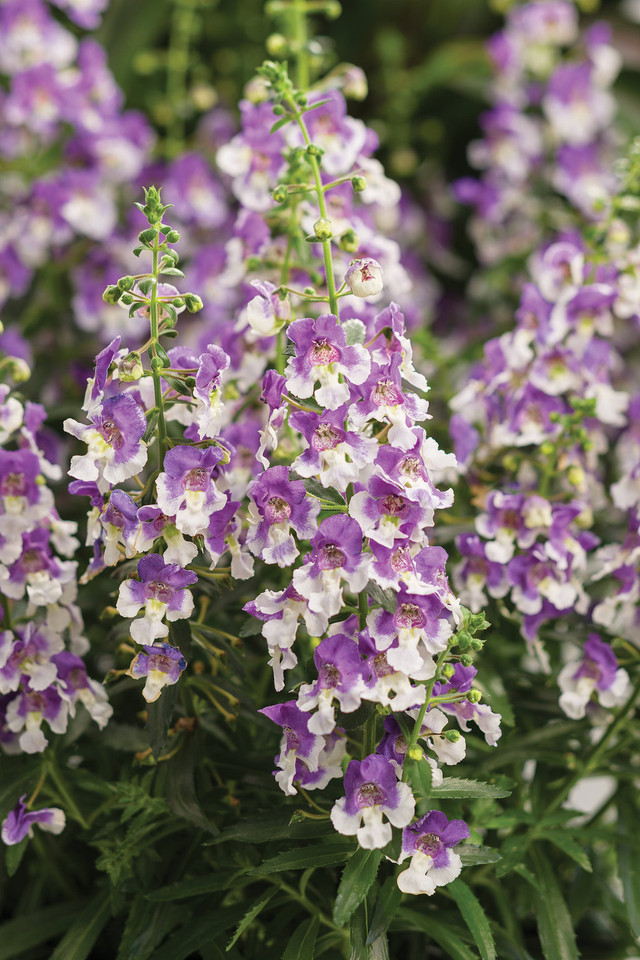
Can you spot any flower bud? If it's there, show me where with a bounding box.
[351,175,367,192]
[165,229,181,243]
[342,64,368,100]
[120,293,134,305]
[467,689,482,704]
[102,285,122,304]
[117,275,135,291]
[459,655,473,667]
[117,352,144,382]
[272,185,288,204]
[440,663,456,679]
[184,294,204,313]
[344,258,383,298]
[444,729,461,743]
[313,218,333,241]
[172,297,185,308]
[150,357,164,372]
[7,358,30,383]
[407,745,424,761]
[306,143,324,159]
[339,229,359,253]
[266,33,289,58]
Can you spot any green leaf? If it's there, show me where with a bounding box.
[303,478,345,505]
[367,875,402,945]
[282,917,320,960]
[495,835,531,878]
[146,873,247,902]
[226,889,276,951]
[143,412,159,443]
[146,683,178,759]
[333,847,383,927]
[239,617,263,638]
[49,891,112,960]
[304,98,334,114]
[536,831,592,873]
[205,813,334,846]
[0,759,41,819]
[349,903,367,960]
[4,838,28,877]
[407,756,432,801]
[154,343,170,367]
[459,845,502,867]
[165,733,218,834]
[270,116,293,134]
[617,788,640,937]
[0,902,88,960]
[162,375,192,397]
[158,266,185,277]
[397,909,477,960]
[249,840,352,876]
[152,905,250,960]
[430,777,511,799]
[116,895,179,960]
[365,580,396,613]
[449,878,496,960]
[528,844,579,960]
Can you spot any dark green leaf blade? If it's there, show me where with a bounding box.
[250,840,352,876]
[397,909,477,960]
[618,788,640,937]
[430,778,511,800]
[226,889,276,951]
[146,683,178,759]
[333,847,383,927]
[282,916,320,960]
[449,878,496,960]
[48,891,112,960]
[529,844,579,960]
[0,902,88,960]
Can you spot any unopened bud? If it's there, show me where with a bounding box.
[444,729,461,743]
[467,688,482,704]
[7,358,30,383]
[139,227,157,245]
[342,64,367,100]
[407,745,424,761]
[306,143,324,158]
[459,655,473,667]
[351,175,367,192]
[344,257,383,298]
[272,185,288,204]
[440,663,455,679]
[102,285,122,304]
[165,229,181,243]
[117,352,144,382]
[266,33,289,58]
[150,357,164,372]
[313,218,333,241]
[117,275,135,291]
[172,297,185,308]
[184,293,204,313]
[120,293,134,305]
[339,228,359,253]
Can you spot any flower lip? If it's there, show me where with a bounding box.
[372,378,403,407]
[357,781,386,806]
[395,602,426,629]
[312,423,343,452]
[318,543,346,570]
[416,832,442,857]
[380,493,408,518]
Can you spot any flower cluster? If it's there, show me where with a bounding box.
[0,383,111,757]
[455,0,621,266]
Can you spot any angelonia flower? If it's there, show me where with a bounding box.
[1,795,65,846]
[455,0,621,267]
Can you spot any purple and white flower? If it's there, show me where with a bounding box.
[285,314,370,410]
[156,445,227,537]
[330,754,415,849]
[116,554,197,645]
[126,642,187,703]
[397,810,470,895]
[1,795,65,846]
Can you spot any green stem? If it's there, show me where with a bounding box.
[292,0,310,91]
[46,761,90,830]
[150,236,169,471]
[402,641,454,783]
[165,0,197,158]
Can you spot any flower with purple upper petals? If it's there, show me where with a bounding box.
[116,554,198,645]
[292,515,370,625]
[0,623,64,694]
[297,633,366,734]
[5,684,69,753]
[359,629,424,711]
[1,795,65,846]
[256,369,287,468]
[135,506,198,568]
[350,355,429,452]
[246,466,320,567]
[558,633,632,719]
[349,474,433,549]
[369,588,450,676]
[193,344,231,440]
[330,754,415,849]
[1,528,67,606]
[345,258,383,298]
[285,314,370,410]
[100,489,139,565]
[260,700,326,795]
[126,642,187,703]
[64,393,147,492]
[289,406,377,491]
[82,336,122,413]
[52,651,112,727]
[398,810,470,895]
[240,280,291,339]
[156,445,226,537]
